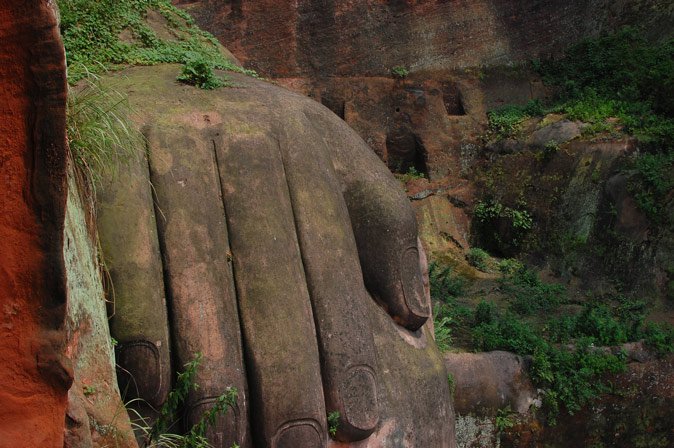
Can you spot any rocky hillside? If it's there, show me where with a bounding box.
[173,1,674,446]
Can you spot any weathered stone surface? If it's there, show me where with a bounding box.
[175,0,674,78]
[97,65,454,447]
[444,351,537,416]
[527,120,583,147]
[63,167,137,448]
[0,1,70,446]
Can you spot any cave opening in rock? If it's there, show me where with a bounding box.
[386,128,428,175]
[442,82,466,116]
[320,93,345,119]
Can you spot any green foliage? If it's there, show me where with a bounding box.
[628,151,674,222]
[643,322,674,356]
[433,311,453,352]
[391,66,410,78]
[497,258,524,276]
[501,266,566,316]
[473,300,497,326]
[397,166,426,183]
[83,385,96,396]
[176,54,227,89]
[540,27,674,119]
[474,200,533,231]
[474,200,533,254]
[137,353,238,448]
[468,267,674,423]
[327,411,340,437]
[58,0,252,83]
[66,72,141,185]
[487,100,543,139]
[495,407,516,432]
[447,373,456,396]
[535,27,674,220]
[429,262,466,302]
[466,247,490,271]
[471,307,626,423]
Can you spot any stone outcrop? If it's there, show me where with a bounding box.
[63,167,137,448]
[175,0,674,78]
[0,1,70,446]
[96,64,455,447]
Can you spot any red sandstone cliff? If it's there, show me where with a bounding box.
[175,0,674,78]
[0,1,70,446]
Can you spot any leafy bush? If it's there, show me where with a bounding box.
[397,166,426,183]
[497,258,524,276]
[487,100,543,139]
[468,266,674,423]
[327,411,340,437]
[501,267,566,315]
[391,66,410,78]
[433,313,453,352]
[471,307,626,423]
[473,200,533,254]
[643,322,674,355]
[474,200,533,231]
[177,54,227,89]
[429,262,466,302]
[628,151,674,222]
[466,248,490,271]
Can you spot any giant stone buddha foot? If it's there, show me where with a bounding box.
[97,65,454,448]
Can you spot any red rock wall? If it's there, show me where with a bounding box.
[175,0,674,78]
[0,1,70,446]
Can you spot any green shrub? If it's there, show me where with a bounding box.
[433,314,453,352]
[487,100,543,139]
[628,151,674,222]
[474,300,497,326]
[643,322,674,355]
[466,248,490,271]
[397,166,425,183]
[391,66,410,78]
[502,267,566,316]
[474,200,533,231]
[473,200,533,255]
[471,307,627,423]
[429,262,466,302]
[327,411,340,437]
[495,407,516,432]
[177,54,227,89]
[497,258,524,276]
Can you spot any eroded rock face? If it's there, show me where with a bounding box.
[97,65,454,447]
[174,0,674,78]
[0,1,70,446]
[63,167,137,448]
[444,351,537,416]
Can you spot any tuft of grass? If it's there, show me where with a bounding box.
[66,72,142,185]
